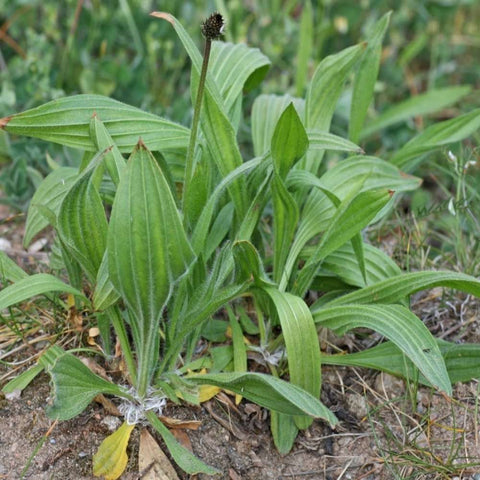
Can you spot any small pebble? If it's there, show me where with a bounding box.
[101,415,121,431]
[49,438,56,445]
[5,390,21,401]
[78,452,88,458]
[0,238,12,251]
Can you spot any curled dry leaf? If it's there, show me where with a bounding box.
[158,415,201,430]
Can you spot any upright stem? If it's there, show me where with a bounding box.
[183,38,212,213]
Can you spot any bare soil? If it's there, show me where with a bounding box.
[1,206,480,480]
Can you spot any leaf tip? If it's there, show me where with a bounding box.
[136,137,148,150]
[150,11,174,25]
[0,115,12,129]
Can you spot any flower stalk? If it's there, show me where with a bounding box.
[183,13,225,211]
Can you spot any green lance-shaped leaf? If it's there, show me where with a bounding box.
[89,114,127,186]
[146,411,219,475]
[271,103,309,179]
[295,0,314,97]
[208,41,270,120]
[232,240,274,288]
[262,288,322,429]
[228,308,247,405]
[2,364,44,394]
[294,189,392,296]
[0,273,87,309]
[24,167,78,248]
[271,176,299,284]
[318,155,421,195]
[108,141,195,396]
[191,156,263,254]
[319,270,480,307]
[349,11,391,144]
[308,130,363,154]
[302,42,365,173]
[316,242,402,289]
[0,250,28,283]
[391,108,480,171]
[93,253,120,311]
[271,412,298,455]
[252,94,305,157]
[46,353,129,420]
[306,43,366,131]
[360,85,472,140]
[313,304,452,394]
[58,167,108,282]
[322,339,480,386]
[189,372,336,424]
[0,94,189,153]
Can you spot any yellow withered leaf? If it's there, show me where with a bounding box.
[93,422,135,480]
[198,385,221,402]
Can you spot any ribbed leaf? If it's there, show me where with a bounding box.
[232,240,274,288]
[308,130,363,153]
[360,86,472,140]
[302,42,365,172]
[228,308,247,404]
[24,167,78,247]
[252,94,305,157]
[263,288,321,429]
[0,251,28,282]
[349,12,391,143]
[294,189,391,296]
[2,364,44,394]
[391,108,480,170]
[191,157,263,254]
[108,141,195,394]
[0,273,86,309]
[58,167,108,282]
[189,372,336,423]
[295,0,313,97]
[204,202,234,261]
[271,412,298,455]
[0,95,189,153]
[306,43,365,131]
[93,253,120,311]
[271,176,299,284]
[315,243,401,288]
[321,270,480,307]
[318,155,421,195]
[89,114,127,186]
[313,304,451,394]
[322,339,480,385]
[146,411,219,475]
[271,103,309,178]
[209,41,270,118]
[47,353,127,420]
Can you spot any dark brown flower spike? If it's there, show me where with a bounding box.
[201,12,225,40]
